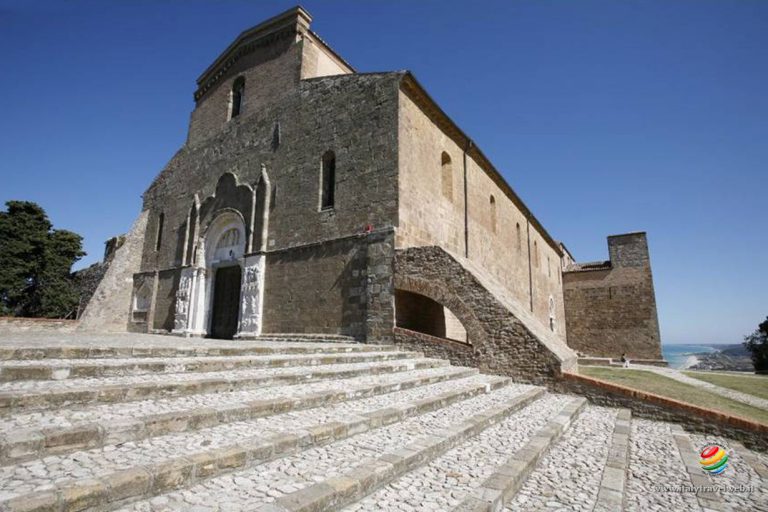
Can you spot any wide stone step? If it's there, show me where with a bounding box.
[251,387,551,512]
[114,385,542,512]
[0,350,418,381]
[1,365,478,464]
[345,393,574,511]
[0,358,448,413]
[0,375,518,511]
[0,339,390,361]
[498,405,619,512]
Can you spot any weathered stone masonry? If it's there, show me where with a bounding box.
[79,6,664,383]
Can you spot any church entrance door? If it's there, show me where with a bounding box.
[210,265,242,339]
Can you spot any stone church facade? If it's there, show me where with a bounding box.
[81,7,664,382]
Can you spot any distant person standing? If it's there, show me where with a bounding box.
[620,353,630,368]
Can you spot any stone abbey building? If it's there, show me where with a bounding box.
[80,6,664,383]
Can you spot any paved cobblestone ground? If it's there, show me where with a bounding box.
[0,374,512,501]
[345,395,571,511]
[117,385,540,511]
[0,365,468,431]
[504,405,616,512]
[626,419,701,512]
[687,432,768,512]
[0,333,765,512]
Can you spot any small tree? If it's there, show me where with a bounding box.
[0,201,85,318]
[743,317,768,373]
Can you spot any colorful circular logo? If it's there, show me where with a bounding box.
[699,445,728,475]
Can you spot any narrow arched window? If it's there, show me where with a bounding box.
[155,213,164,251]
[548,296,556,331]
[489,195,496,234]
[230,77,245,119]
[547,256,551,277]
[441,152,452,201]
[533,240,539,267]
[516,222,521,251]
[320,150,336,210]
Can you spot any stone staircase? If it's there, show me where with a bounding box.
[0,334,765,512]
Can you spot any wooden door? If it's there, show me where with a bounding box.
[210,265,242,339]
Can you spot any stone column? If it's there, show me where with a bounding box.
[171,267,195,335]
[236,254,266,338]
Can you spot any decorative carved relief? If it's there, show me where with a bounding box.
[238,255,265,334]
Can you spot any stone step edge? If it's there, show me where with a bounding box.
[594,408,631,512]
[451,396,587,512]
[256,387,547,512]
[671,424,727,512]
[0,376,514,512]
[0,350,422,382]
[0,366,480,465]
[0,343,391,361]
[0,358,449,415]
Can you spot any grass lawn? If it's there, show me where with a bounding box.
[682,371,768,401]
[579,367,768,425]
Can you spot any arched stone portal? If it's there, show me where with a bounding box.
[172,170,270,339]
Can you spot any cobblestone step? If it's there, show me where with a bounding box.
[626,418,703,512]
[1,365,478,464]
[251,387,548,512]
[448,397,587,512]
[112,385,543,512]
[494,404,617,512]
[0,350,418,382]
[345,393,573,511]
[0,375,523,511]
[0,358,448,414]
[0,340,389,361]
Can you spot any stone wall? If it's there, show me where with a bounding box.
[559,372,767,451]
[0,317,78,333]
[396,84,566,340]
[393,246,576,385]
[78,211,148,332]
[135,71,400,336]
[563,232,663,360]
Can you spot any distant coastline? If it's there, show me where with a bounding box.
[662,343,753,372]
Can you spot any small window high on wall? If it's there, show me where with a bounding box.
[489,195,497,234]
[441,152,453,201]
[155,213,165,251]
[320,150,336,210]
[230,77,245,119]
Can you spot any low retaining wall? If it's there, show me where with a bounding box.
[394,327,473,365]
[0,317,79,333]
[559,372,768,451]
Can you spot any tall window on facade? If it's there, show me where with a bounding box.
[533,240,539,267]
[155,213,165,251]
[230,77,245,119]
[441,152,453,201]
[547,256,551,277]
[516,222,521,251]
[489,195,497,234]
[548,296,556,331]
[320,150,336,210]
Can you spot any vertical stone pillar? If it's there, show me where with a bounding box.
[236,254,266,338]
[172,267,196,335]
[365,229,395,344]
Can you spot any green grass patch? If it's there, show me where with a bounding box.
[579,367,768,425]
[682,371,768,401]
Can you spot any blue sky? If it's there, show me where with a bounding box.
[1,0,765,344]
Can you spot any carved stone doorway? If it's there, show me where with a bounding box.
[209,265,242,339]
